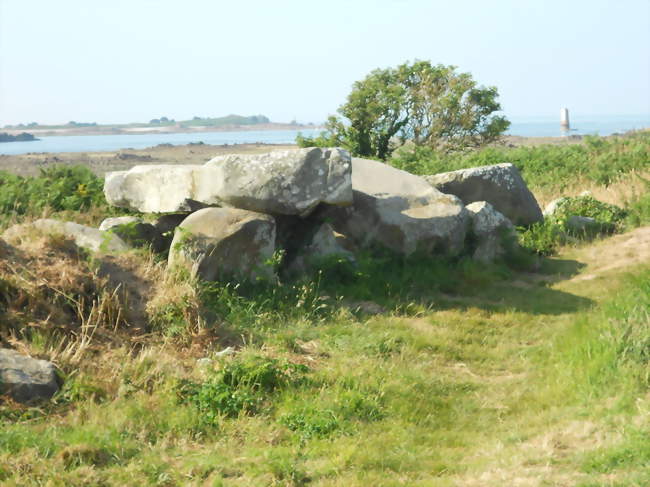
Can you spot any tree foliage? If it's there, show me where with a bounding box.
[297,60,510,159]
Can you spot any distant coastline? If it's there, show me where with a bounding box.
[3,122,318,138]
[2,114,320,138]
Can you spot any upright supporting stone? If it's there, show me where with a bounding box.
[560,108,570,130]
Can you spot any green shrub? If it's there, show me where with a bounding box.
[280,408,341,439]
[389,132,650,192]
[0,166,107,217]
[519,196,629,255]
[176,355,308,422]
[552,195,626,232]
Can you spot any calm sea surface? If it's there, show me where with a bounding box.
[1,115,648,155]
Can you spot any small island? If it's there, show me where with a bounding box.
[0,132,38,143]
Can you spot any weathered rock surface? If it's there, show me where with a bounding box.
[306,224,355,259]
[466,201,515,262]
[0,349,60,403]
[204,147,352,216]
[3,219,128,253]
[424,163,543,226]
[104,148,353,216]
[286,223,355,275]
[323,158,469,255]
[543,197,569,217]
[99,216,164,251]
[104,165,206,213]
[168,207,276,282]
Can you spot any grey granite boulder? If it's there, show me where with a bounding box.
[306,223,355,259]
[286,223,356,275]
[0,349,60,403]
[425,163,543,226]
[99,216,164,251]
[104,148,352,216]
[168,207,277,282]
[3,219,128,253]
[104,165,205,213]
[204,147,352,216]
[466,201,516,262]
[323,158,469,256]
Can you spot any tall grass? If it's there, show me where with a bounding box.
[390,132,650,191]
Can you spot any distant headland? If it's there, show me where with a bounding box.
[2,114,317,137]
[0,132,39,143]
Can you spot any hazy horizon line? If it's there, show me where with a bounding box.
[4,112,650,128]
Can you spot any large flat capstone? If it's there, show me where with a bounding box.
[424,163,543,226]
[323,158,469,255]
[104,148,353,216]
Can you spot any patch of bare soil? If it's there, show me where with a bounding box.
[568,226,650,282]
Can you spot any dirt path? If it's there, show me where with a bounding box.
[563,226,650,283]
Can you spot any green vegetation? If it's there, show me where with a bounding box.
[297,60,509,159]
[1,135,649,484]
[180,114,270,128]
[390,131,650,191]
[0,166,124,228]
[1,238,648,484]
[176,355,308,422]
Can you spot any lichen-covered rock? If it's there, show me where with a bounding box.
[466,201,516,262]
[203,147,352,216]
[323,158,469,256]
[3,219,128,253]
[104,165,207,213]
[425,163,543,226]
[0,349,60,403]
[104,148,352,216]
[99,216,164,251]
[168,207,276,282]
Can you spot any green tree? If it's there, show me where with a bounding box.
[298,60,510,160]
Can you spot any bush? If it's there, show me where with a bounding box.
[0,166,109,220]
[303,60,509,159]
[176,355,308,422]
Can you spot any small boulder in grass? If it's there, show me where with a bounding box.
[2,219,128,254]
[0,348,60,403]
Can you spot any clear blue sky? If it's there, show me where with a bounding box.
[1,0,649,126]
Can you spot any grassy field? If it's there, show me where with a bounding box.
[0,135,649,485]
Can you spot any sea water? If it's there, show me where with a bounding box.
[1,115,648,155]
